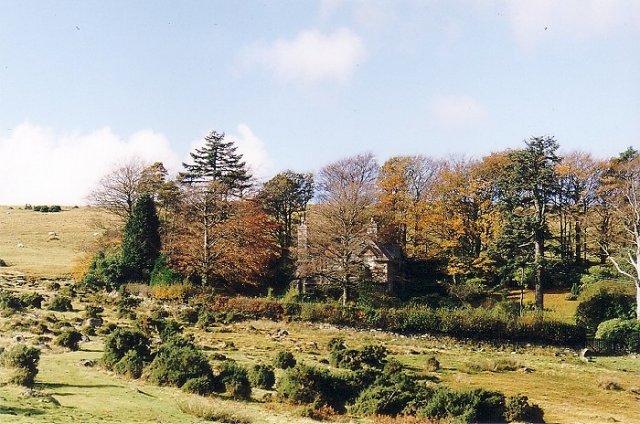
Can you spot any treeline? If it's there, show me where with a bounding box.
[84,132,640,316]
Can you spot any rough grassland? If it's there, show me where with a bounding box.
[0,206,114,278]
[1,206,639,423]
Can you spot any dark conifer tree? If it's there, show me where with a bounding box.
[121,193,161,282]
[179,130,252,193]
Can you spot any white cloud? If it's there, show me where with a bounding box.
[430,95,489,128]
[0,123,180,205]
[185,124,273,181]
[505,0,640,48]
[244,28,366,84]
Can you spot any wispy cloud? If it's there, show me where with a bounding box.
[430,95,489,128]
[242,28,366,84]
[504,0,640,48]
[0,123,180,205]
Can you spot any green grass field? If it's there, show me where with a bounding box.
[1,206,639,423]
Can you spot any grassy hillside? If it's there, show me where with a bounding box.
[1,205,639,423]
[0,206,115,278]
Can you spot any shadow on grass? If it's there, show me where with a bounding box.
[38,382,123,389]
[0,405,45,416]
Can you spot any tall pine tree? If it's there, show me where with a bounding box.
[178,130,253,286]
[179,130,252,193]
[121,193,161,282]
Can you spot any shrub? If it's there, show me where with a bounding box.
[49,205,62,212]
[597,376,624,391]
[112,349,145,378]
[84,305,104,319]
[102,328,151,370]
[47,295,73,312]
[273,350,296,369]
[217,361,252,400]
[115,295,142,319]
[146,337,214,388]
[55,329,83,351]
[157,319,183,341]
[83,250,124,290]
[0,291,23,312]
[277,364,353,411]
[182,376,216,395]
[575,289,635,332]
[595,318,640,352]
[351,368,426,416]
[330,344,387,371]
[150,283,196,302]
[417,387,506,423]
[327,337,346,352]
[426,356,440,372]
[19,292,44,309]
[175,307,199,324]
[504,394,545,423]
[1,344,40,387]
[150,255,182,285]
[248,364,275,390]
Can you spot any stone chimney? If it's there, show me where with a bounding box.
[366,218,378,240]
[297,220,308,259]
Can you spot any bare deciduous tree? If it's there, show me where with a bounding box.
[88,158,146,220]
[301,153,379,305]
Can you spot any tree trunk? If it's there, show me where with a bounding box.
[342,285,349,306]
[534,227,544,312]
[575,219,582,265]
[636,282,640,320]
[202,211,209,286]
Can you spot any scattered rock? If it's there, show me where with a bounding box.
[80,359,95,367]
[14,334,24,342]
[319,358,330,365]
[16,243,24,248]
[83,317,103,328]
[580,348,594,361]
[271,328,288,339]
[211,353,227,361]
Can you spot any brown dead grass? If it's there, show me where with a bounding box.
[0,206,116,278]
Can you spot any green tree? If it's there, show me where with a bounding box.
[178,130,253,286]
[121,193,161,282]
[179,130,251,192]
[496,136,560,311]
[258,171,314,256]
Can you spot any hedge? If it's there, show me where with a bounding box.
[198,296,585,346]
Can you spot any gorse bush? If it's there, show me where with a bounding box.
[276,364,354,411]
[146,337,214,388]
[19,292,44,309]
[84,305,104,319]
[55,329,83,351]
[505,394,545,423]
[330,344,388,371]
[416,387,506,423]
[247,364,275,390]
[150,255,182,285]
[102,328,151,373]
[217,361,252,400]
[1,343,40,387]
[0,291,23,312]
[83,250,124,290]
[113,349,145,378]
[47,295,73,312]
[273,350,296,369]
[182,376,217,395]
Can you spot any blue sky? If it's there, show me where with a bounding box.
[1,0,639,204]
